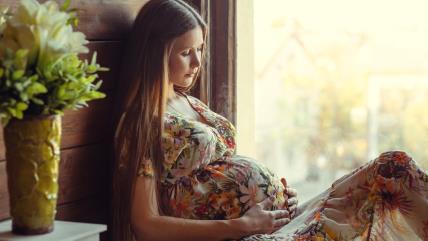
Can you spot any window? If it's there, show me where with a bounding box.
[237,0,428,203]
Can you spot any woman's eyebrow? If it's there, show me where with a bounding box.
[182,43,205,49]
[175,44,203,52]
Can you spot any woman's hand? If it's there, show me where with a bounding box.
[286,187,298,218]
[238,197,290,236]
[281,178,298,219]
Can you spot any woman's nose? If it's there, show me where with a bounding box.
[190,51,201,68]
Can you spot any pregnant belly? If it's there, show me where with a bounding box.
[161,155,287,220]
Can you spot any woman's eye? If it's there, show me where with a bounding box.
[181,50,191,56]
[197,47,203,52]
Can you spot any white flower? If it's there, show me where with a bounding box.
[0,6,8,31]
[0,0,88,69]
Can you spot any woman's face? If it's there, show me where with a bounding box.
[168,27,204,88]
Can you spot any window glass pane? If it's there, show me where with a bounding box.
[250,0,428,202]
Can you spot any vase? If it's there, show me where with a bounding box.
[3,114,61,234]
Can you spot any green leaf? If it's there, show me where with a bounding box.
[86,65,97,74]
[98,67,109,72]
[12,70,25,80]
[90,52,98,65]
[27,83,47,95]
[31,97,44,105]
[14,49,29,70]
[15,110,23,119]
[19,92,28,101]
[7,107,16,116]
[72,16,78,26]
[86,75,96,83]
[29,74,38,82]
[60,0,71,11]
[22,78,31,88]
[16,49,29,59]
[88,91,105,99]
[94,80,103,89]
[43,68,54,81]
[57,86,66,99]
[16,102,28,111]
[14,82,23,91]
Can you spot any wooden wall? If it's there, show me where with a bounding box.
[0,0,220,240]
[0,0,148,240]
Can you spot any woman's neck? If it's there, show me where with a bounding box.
[167,84,185,102]
[167,84,178,100]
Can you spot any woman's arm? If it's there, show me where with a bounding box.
[131,175,290,241]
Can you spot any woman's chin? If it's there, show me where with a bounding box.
[174,79,193,88]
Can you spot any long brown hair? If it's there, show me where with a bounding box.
[112,0,207,240]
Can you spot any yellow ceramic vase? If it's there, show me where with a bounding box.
[4,114,61,234]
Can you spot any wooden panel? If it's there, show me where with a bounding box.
[57,144,110,204]
[60,91,115,149]
[84,41,123,92]
[56,196,108,224]
[0,143,111,221]
[0,166,8,221]
[0,128,3,162]
[0,0,148,40]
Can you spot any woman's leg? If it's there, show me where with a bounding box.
[241,151,428,240]
[313,151,428,240]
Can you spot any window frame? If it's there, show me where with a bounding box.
[190,0,237,125]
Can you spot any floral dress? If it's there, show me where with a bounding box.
[139,93,287,219]
[138,94,428,240]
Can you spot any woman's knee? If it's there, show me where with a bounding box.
[374,151,413,179]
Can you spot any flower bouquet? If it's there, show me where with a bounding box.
[0,0,107,234]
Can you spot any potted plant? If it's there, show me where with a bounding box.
[0,0,107,234]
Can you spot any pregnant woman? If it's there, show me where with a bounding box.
[113,0,428,240]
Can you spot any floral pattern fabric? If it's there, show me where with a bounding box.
[138,94,428,240]
[139,93,287,219]
[242,151,428,241]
